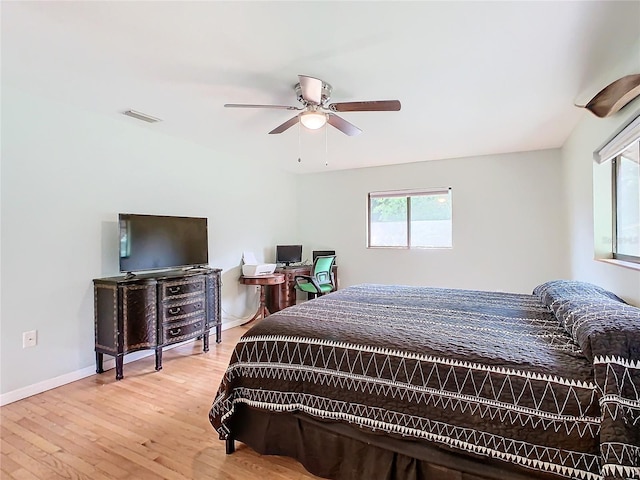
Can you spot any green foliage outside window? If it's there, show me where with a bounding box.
[371,197,406,221]
[371,195,451,222]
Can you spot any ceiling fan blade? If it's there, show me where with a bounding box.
[224,103,300,110]
[298,75,323,104]
[268,115,300,134]
[327,113,362,136]
[329,100,401,112]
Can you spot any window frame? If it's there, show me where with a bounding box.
[367,188,452,249]
[611,147,640,264]
[595,113,640,266]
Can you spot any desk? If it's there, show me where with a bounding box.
[266,265,338,313]
[239,274,285,324]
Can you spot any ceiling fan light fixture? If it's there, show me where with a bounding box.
[300,111,327,130]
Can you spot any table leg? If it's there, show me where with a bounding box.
[243,285,268,325]
[239,275,285,326]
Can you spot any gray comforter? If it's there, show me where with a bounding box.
[209,281,640,480]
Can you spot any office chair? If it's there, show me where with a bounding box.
[294,255,336,298]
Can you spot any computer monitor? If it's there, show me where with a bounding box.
[312,250,336,265]
[276,245,303,266]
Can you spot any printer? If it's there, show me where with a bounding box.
[241,251,276,276]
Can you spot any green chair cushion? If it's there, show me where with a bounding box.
[297,282,316,293]
[297,281,333,294]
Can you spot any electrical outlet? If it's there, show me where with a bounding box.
[23,330,37,348]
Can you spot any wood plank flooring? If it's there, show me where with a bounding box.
[0,326,320,479]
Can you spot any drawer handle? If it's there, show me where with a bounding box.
[169,307,182,315]
[169,328,181,336]
[169,286,181,294]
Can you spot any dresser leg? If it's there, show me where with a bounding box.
[216,323,222,343]
[203,331,210,352]
[155,347,163,371]
[95,352,104,374]
[115,355,124,380]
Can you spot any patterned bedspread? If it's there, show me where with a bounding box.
[209,281,640,480]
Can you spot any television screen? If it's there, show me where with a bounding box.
[276,244,302,266]
[119,214,208,273]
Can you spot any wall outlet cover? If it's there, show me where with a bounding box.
[23,330,37,348]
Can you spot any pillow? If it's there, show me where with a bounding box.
[533,280,637,362]
[567,297,640,363]
[533,280,625,310]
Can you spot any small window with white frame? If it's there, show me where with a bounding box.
[367,188,452,248]
[595,113,640,264]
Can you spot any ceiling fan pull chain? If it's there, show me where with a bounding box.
[297,121,302,163]
[325,123,329,167]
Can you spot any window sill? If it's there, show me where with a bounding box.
[597,258,640,272]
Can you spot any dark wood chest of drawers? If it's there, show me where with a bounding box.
[93,268,221,380]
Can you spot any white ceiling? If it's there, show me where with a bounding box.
[2,1,639,173]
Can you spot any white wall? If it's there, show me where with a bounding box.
[559,33,640,306]
[1,87,298,397]
[296,149,568,294]
[561,97,640,305]
[5,77,639,403]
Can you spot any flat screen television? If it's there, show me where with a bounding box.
[119,214,208,273]
[276,244,302,266]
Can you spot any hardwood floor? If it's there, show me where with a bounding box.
[0,326,320,479]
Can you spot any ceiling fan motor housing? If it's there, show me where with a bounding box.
[295,81,333,106]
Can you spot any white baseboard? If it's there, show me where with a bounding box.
[0,320,247,406]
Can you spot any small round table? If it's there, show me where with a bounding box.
[239,273,285,325]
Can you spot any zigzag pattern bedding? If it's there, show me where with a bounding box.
[209,282,640,480]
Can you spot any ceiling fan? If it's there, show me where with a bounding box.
[224,75,401,136]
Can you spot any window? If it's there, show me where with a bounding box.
[613,141,640,262]
[595,114,640,265]
[368,189,452,248]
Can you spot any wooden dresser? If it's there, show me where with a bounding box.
[93,268,221,380]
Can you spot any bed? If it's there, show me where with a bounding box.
[209,280,640,480]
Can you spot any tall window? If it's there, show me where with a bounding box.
[613,140,640,262]
[595,114,640,265]
[368,189,452,248]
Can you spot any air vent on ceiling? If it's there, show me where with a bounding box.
[122,109,162,123]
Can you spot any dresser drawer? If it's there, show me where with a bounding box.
[162,316,205,343]
[161,297,205,321]
[159,277,205,300]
